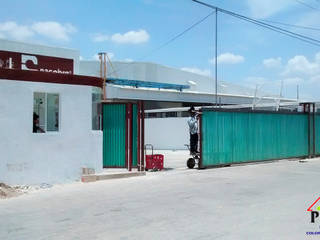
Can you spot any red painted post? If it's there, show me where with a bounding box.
[137,101,141,171]
[141,101,145,171]
[125,103,128,169]
[129,103,133,171]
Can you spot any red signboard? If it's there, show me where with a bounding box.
[0,50,74,74]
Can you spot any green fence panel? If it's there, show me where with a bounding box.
[103,104,126,167]
[132,104,138,167]
[201,111,309,167]
[316,114,320,155]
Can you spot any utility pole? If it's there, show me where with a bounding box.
[98,52,107,100]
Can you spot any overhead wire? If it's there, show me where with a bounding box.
[192,0,320,47]
[262,20,320,32]
[108,11,215,76]
[294,0,320,10]
[223,9,320,47]
[109,1,320,76]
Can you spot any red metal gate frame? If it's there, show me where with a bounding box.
[138,101,145,171]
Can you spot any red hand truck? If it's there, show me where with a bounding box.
[145,144,164,171]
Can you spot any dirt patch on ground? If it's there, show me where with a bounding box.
[0,183,21,199]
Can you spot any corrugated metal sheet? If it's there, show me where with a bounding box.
[201,111,309,167]
[132,104,138,167]
[316,114,320,155]
[103,104,126,167]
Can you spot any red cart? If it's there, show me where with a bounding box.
[145,144,164,171]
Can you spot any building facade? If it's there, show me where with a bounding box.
[0,39,295,184]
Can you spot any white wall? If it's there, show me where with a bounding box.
[145,117,189,150]
[0,80,103,185]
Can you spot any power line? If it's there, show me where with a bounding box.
[192,0,320,47]
[139,11,215,60]
[294,0,320,11]
[108,11,215,76]
[263,20,320,32]
[227,10,320,46]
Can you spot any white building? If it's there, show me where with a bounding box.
[0,39,294,185]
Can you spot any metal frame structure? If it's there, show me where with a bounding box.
[107,77,190,92]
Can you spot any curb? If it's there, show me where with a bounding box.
[81,172,146,183]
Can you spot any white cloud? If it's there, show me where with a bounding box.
[210,53,245,65]
[180,67,211,76]
[111,29,149,44]
[247,0,293,19]
[282,54,320,76]
[92,29,150,44]
[31,21,76,41]
[263,57,282,68]
[0,21,76,42]
[243,52,320,100]
[0,21,34,41]
[123,58,133,62]
[92,33,109,42]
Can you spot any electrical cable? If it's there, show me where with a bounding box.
[108,11,215,76]
[294,0,320,10]
[262,20,320,32]
[192,0,320,47]
[224,10,320,47]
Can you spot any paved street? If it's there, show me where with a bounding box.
[1,157,320,240]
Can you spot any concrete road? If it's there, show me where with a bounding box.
[1,158,320,240]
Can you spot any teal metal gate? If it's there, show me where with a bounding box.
[103,102,144,170]
[200,110,310,168]
[315,114,320,155]
[103,104,126,167]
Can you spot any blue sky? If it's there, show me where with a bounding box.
[1,0,320,100]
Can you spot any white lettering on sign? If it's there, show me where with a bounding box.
[21,54,38,71]
[0,57,14,69]
[20,54,72,74]
[39,68,72,74]
[0,50,74,74]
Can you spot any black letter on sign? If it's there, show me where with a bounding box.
[311,211,319,223]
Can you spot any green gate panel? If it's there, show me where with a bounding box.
[201,111,309,167]
[103,104,126,167]
[132,104,138,167]
[316,114,320,155]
